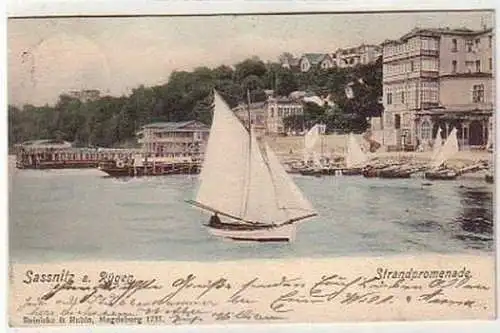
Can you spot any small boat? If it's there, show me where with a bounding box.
[424,169,458,180]
[424,128,459,180]
[378,165,413,179]
[187,91,317,242]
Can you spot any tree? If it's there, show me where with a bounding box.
[275,68,299,97]
[7,55,383,148]
[234,57,267,82]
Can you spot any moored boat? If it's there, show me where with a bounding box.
[98,157,201,177]
[343,133,370,176]
[424,128,459,181]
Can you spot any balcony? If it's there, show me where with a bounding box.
[420,70,439,78]
[420,49,439,57]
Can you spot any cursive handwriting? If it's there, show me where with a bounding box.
[12,269,492,326]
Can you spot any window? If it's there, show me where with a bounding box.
[489,58,493,71]
[410,61,414,72]
[451,39,457,52]
[387,92,393,105]
[472,84,485,103]
[401,91,405,104]
[475,38,480,48]
[421,121,431,140]
[466,40,473,52]
[394,114,401,129]
[270,107,274,117]
[452,60,457,73]
[489,36,492,48]
[465,61,474,73]
[476,60,481,73]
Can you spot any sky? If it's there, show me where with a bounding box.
[7,11,494,107]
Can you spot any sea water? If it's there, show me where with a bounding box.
[9,164,494,263]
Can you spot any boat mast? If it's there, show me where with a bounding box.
[241,89,252,217]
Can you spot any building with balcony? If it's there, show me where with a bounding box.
[266,96,305,135]
[380,26,494,150]
[136,121,210,157]
[334,44,382,68]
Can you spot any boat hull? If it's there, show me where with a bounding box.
[206,223,296,242]
[424,170,458,180]
[98,162,200,177]
[341,168,363,176]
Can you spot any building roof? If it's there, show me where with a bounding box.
[139,120,209,134]
[301,53,330,65]
[19,139,72,147]
[383,26,494,45]
[142,120,206,130]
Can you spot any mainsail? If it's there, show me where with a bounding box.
[345,133,368,168]
[429,127,459,169]
[193,91,316,226]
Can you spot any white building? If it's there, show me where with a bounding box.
[334,44,382,68]
[379,26,494,151]
[136,121,210,157]
[266,97,305,135]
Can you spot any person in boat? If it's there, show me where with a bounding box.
[209,213,221,226]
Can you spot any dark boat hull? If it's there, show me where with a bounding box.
[341,168,363,176]
[16,161,98,169]
[205,220,294,242]
[99,162,201,177]
[378,170,412,179]
[424,170,458,180]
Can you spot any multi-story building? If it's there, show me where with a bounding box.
[136,121,210,157]
[266,96,305,135]
[334,44,382,68]
[232,101,267,135]
[380,27,494,150]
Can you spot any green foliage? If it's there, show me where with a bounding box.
[8,55,383,147]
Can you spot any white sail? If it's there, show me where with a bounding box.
[243,134,288,224]
[195,91,316,225]
[264,143,316,222]
[304,124,323,166]
[431,126,442,159]
[430,127,459,169]
[195,91,250,218]
[345,133,368,168]
[304,124,321,150]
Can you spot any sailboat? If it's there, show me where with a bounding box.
[431,126,442,161]
[424,127,459,180]
[342,133,370,175]
[187,91,317,242]
[300,124,328,176]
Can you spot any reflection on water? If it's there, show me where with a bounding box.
[453,187,494,249]
[8,166,495,262]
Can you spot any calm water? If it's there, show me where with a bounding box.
[9,164,495,263]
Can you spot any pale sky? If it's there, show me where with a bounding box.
[7,11,494,106]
